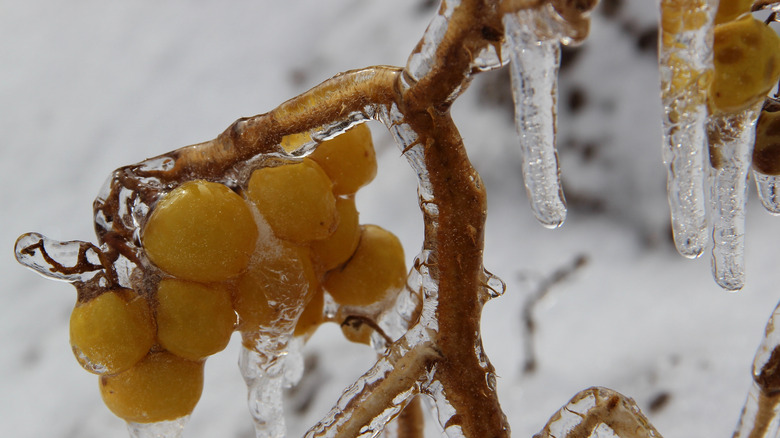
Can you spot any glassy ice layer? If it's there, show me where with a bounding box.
[707,105,762,291]
[503,10,566,229]
[754,170,780,214]
[658,0,718,259]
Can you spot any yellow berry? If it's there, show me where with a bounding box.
[661,0,710,37]
[99,351,204,423]
[294,286,324,337]
[310,196,361,272]
[142,180,258,283]
[323,225,406,307]
[280,131,312,153]
[70,290,155,375]
[714,0,754,25]
[753,106,780,175]
[234,241,318,330]
[309,124,377,195]
[155,279,236,361]
[245,159,337,244]
[710,17,780,113]
[340,315,374,345]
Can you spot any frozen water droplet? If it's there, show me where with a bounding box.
[658,0,717,259]
[126,417,189,438]
[503,10,567,229]
[753,170,780,215]
[707,105,762,291]
[483,269,506,300]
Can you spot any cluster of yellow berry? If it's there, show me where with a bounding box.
[710,3,780,173]
[67,124,408,424]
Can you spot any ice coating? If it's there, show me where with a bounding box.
[658,0,718,258]
[14,232,108,285]
[503,9,566,228]
[534,387,662,438]
[754,171,780,214]
[707,105,762,291]
[127,418,189,438]
[733,300,780,437]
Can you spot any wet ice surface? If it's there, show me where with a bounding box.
[3,1,780,438]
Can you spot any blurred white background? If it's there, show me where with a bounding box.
[2,1,780,437]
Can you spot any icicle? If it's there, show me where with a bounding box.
[503,9,566,229]
[658,0,718,258]
[752,99,780,214]
[535,387,662,438]
[239,346,289,438]
[127,418,189,438]
[733,301,780,437]
[754,171,780,214]
[707,104,762,291]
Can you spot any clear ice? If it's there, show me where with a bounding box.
[534,387,662,438]
[754,171,780,214]
[658,0,718,258]
[707,105,762,291]
[503,9,567,229]
[127,418,189,438]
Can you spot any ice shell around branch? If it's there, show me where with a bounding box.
[503,10,567,229]
[14,232,106,284]
[534,387,662,438]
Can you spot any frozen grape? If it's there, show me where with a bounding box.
[340,316,373,345]
[155,279,236,361]
[234,241,318,330]
[245,159,337,244]
[294,286,324,337]
[142,180,258,283]
[69,289,155,375]
[310,196,361,272]
[323,225,406,307]
[753,105,780,175]
[99,351,204,423]
[710,17,780,113]
[309,123,377,195]
[714,0,754,25]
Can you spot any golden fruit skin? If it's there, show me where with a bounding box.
[155,279,236,361]
[294,286,324,337]
[310,196,361,272]
[323,225,406,307]
[309,124,377,195]
[234,241,318,330]
[245,159,338,244]
[710,17,780,113]
[714,0,754,25]
[142,180,258,283]
[70,290,155,375]
[753,108,780,175]
[99,351,204,423]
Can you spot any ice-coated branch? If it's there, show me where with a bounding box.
[733,300,780,438]
[535,387,662,438]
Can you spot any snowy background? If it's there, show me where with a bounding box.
[2,0,780,437]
